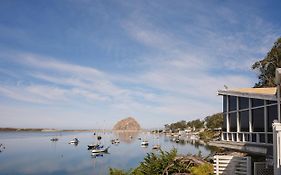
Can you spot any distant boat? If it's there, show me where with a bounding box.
[141,140,149,146]
[50,138,58,142]
[69,138,79,144]
[152,129,161,150]
[138,137,141,140]
[152,144,161,150]
[111,139,120,144]
[87,144,102,150]
[91,146,109,153]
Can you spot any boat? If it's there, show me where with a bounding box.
[138,137,141,140]
[141,140,149,146]
[152,129,161,150]
[50,138,58,142]
[111,139,120,144]
[69,138,79,144]
[87,144,103,150]
[152,144,161,150]
[91,146,109,153]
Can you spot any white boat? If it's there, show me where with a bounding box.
[69,138,79,144]
[152,144,161,150]
[141,140,149,146]
[111,139,120,144]
[91,147,109,153]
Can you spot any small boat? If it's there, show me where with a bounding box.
[138,137,141,140]
[152,144,161,150]
[69,138,79,144]
[141,140,149,146]
[50,138,59,142]
[175,139,180,143]
[87,144,103,149]
[111,139,120,144]
[91,147,109,153]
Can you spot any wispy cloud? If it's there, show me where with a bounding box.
[0,0,280,129]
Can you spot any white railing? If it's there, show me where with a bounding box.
[221,131,273,145]
[213,155,251,175]
[273,122,281,175]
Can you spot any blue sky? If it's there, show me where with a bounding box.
[0,0,280,129]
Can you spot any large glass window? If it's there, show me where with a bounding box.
[222,114,227,131]
[229,112,237,132]
[252,98,264,108]
[267,100,277,105]
[267,105,278,132]
[229,96,237,111]
[239,97,249,110]
[223,95,227,113]
[239,110,249,132]
[252,108,265,132]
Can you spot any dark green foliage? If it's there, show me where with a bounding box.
[135,149,177,175]
[109,149,213,175]
[252,37,281,87]
[205,113,223,130]
[165,119,204,131]
[109,168,130,175]
[110,149,177,175]
[186,119,204,130]
[199,130,215,141]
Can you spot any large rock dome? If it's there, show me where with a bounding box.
[113,117,141,130]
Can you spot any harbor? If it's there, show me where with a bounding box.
[0,131,214,175]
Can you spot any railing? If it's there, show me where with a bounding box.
[221,132,273,145]
[254,162,273,175]
[213,155,251,175]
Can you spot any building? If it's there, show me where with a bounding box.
[216,87,279,156]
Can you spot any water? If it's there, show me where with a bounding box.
[0,131,215,175]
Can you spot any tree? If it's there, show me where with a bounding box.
[205,113,223,130]
[252,37,281,87]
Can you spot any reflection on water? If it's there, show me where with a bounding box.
[113,131,140,143]
[0,131,215,175]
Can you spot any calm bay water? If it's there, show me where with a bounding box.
[0,131,214,175]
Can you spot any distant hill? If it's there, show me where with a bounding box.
[113,117,141,130]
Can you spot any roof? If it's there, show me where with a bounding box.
[218,87,277,100]
[229,87,277,95]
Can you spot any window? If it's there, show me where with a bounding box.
[229,112,237,132]
[223,95,227,112]
[267,100,277,105]
[239,97,249,110]
[252,98,264,108]
[267,105,278,132]
[252,108,265,132]
[239,110,249,132]
[222,114,227,131]
[229,96,237,111]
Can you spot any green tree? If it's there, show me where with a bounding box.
[205,113,223,130]
[252,37,281,87]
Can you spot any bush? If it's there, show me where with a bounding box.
[189,163,213,175]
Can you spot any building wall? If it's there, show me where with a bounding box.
[222,95,278,145]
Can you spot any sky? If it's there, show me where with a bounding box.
[0,0,280,129]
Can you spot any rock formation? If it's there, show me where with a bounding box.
[113,117,141,130]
